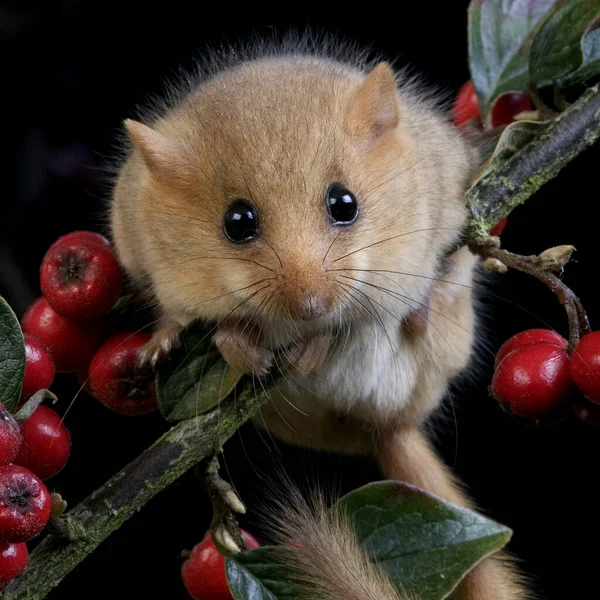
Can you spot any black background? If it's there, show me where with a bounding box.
[2,2,597,598]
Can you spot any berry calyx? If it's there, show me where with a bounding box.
[0,405,21,467]
[490,216,508,237]
[492,343,573,420]
[570,331,600,403]
[453,80,480,127]
[490,92,533,128]
[88,332,158,416]
[0,465,51,542]
[40,238,123,320]
[181,529,260,600]
[14,406,71,481]
[20,334,55,402]
[21,298,105,373]
[495,329,568,368]
[0,541,28,590]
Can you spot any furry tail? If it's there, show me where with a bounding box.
[267,486,413,600]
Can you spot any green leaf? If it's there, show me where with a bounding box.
[337,481,512,600]
[0,296,26,413]
[156,325,243,421]
[108,293,134,316]
[468,0,560,121]
[559,16,600,88]
[227,548,302,600]
[529,0,600,90]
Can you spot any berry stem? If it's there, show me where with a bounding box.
[470,241,591,350]
[15,389,57,423]
[204,456,247,555]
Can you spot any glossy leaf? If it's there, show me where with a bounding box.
[227,548,301,600]
[0,296,26,412]
[339,481,512,599]
[529,0,600,89]
[559,16,600,88]
[468,0,559,121]
[156,325,243,421]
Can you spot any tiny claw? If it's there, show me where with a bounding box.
[214,524,242,555]
[225,489,246,514]
[138,322,183,369]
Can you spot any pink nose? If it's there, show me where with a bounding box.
[291,293,329,321]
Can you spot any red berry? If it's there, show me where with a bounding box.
[0,405,21,466]
[0,541,28,590]
[88,332,158,416]
[570,331,600,403]
[492,343,573,420]
[21,298,105,372]
[40,238,123,320]
[20,334,55,402]
[181,530,260,600]
[489,216,508,237]
[453,80,481,127]
[490,92,532,127]
[495,329,568,368]
[14,407,71,481]
[48,231,111,251]
[0,465,51,542]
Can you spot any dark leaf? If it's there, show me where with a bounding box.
[468,0,559,121]
[0,296,26,412]
[108,293,134,316]
[227,547,301,600]
[529,0,600,90]
[559,16,600,88]
[156,325,243,421]
[337,481,512,600]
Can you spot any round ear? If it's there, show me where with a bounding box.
[124,119,193,183]
[347,62,400,144]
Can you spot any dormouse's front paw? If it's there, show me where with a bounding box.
[138,321,183,368]
[280,333,331,376]
[213,323,274,377]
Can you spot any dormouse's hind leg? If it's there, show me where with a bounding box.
[376,427,531,600]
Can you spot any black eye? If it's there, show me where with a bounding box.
[326,184,358,225]
[223,200,259,243]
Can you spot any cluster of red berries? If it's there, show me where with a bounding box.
[21,231,157,416]
[181,529,260,600]
[452,80,533,238]
[492,329,600,425]
[0,403,68,588]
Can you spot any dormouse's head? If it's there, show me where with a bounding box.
[117,55,478,341]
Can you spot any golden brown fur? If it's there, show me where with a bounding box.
[110,38,531,599]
